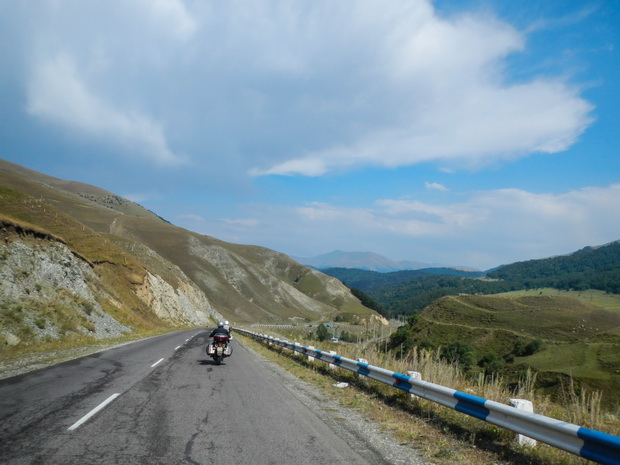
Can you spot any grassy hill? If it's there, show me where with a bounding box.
[397,293,620,406]
[0,158,377,357]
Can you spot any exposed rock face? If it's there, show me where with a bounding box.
[0,232,218,347]
[185,236,362,323]
[0,237,131,343]
[135,271,220,325]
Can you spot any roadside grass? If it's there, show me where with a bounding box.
[236,330,619,465]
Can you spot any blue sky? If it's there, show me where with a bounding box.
[1,0,618,270]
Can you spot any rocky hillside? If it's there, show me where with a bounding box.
[0,159,376,352]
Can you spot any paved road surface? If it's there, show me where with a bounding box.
[0,330,419,464]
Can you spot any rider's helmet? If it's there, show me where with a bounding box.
[224,320,229,325]
[218,321,224,327]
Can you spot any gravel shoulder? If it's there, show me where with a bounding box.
[239,338,426,465]
[0,339,142,380]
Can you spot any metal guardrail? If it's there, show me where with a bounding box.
[237,328,620,465]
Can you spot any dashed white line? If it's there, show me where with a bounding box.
[68,393,120,431]
[151,358,164,368]
[175,346,181,351]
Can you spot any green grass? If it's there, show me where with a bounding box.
[410,294,620,406]
[525,343,613,379]
[501,288,620,312]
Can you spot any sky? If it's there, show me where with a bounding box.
[1,0,619,270]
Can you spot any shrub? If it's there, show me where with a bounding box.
[441,342,475,368]
[316,323,329,342]
[478,351,505,375]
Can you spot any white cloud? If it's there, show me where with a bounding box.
[27,53,185,165]
[245,1,593,176]
[144,0,197,39]
[10,0,593,178]
[425,182,448,191]
[221,218,259,227]
[177,214,206,223]
[207,184,620,269]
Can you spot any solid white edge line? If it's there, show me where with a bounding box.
[151,358,164,368]
[68,393,120,431]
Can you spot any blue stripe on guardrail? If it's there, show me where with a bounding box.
[356,362,370,377]
[453,391,490,421]
[392,372,413,391]
[578,427,620,465]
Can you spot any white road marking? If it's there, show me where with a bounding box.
[175,346,181,350]
[68,393,120,431]
[151,358,164,368]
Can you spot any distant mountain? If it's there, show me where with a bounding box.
[294,250,435,272]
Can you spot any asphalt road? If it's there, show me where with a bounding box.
[0,330,411,465]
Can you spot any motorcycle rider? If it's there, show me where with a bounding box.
[210,321,230,338]
[207,321,232,363]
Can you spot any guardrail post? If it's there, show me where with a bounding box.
[509,399,537,447]
[328,351,337,370]
[358,358,368,380]
[307,346,315,362]
[407,371,422,398]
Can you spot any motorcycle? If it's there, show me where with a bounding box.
[206,333,232,365]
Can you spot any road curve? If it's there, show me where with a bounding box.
[0,330,422,464]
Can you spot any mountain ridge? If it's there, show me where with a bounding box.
[0,158,379,353]
[294,250,439,272]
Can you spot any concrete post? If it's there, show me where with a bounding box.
[509,399,537,447]
[328,351,337,370]
[307,346,315,362]
[407,371,422,398]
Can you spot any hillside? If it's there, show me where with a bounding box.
[487,242,620,293]
[0,159,377,355]
[392,294,620,405]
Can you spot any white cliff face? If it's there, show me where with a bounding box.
[0,234,218,347]
[135,271,218,325]
[0,238,131,343]
[187,237,327,315]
